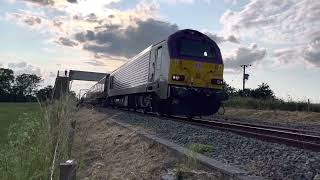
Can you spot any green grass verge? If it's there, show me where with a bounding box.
[0,96,77,179]
[0,103,40,143]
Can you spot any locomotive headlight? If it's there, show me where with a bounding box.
[211,79,224,85]
[172,74,185,81]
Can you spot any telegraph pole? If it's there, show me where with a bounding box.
[240,64,251,90]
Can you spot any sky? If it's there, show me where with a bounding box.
[0,0,319,102]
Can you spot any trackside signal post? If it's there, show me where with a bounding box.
[240,64,251,90]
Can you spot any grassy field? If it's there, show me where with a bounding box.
[224,96,320,112]
[0,98,76,179]
[218,107,320,126]
[0,102,40,143]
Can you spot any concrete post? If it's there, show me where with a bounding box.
[59,160,76,180]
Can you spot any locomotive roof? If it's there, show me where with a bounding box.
[110,29,223,75]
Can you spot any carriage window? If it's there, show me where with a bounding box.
[179,39,215,58]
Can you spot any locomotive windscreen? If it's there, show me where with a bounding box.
[168,29,223,64]
[178,39,215,59]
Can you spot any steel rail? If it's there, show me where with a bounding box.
[98,107,320,152]
[203,117,320,135]
[167,116,320,152]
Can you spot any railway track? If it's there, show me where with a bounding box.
[166,116,320,152]
[97,106,320,152]
[204,117,320,135]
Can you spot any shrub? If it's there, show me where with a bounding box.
[224,96,320,112]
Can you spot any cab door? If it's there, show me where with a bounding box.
[148,50,156,83]
[147,46,163,91]
[148,46,163,82]
[154,46,163,81]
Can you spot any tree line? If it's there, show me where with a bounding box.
[0,68,53,102]
[1,67,275,102]
[222,81,275,100]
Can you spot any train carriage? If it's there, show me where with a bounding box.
[106,29,224,117]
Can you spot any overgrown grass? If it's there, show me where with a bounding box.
[0,103,40,143]
[176,143,214,178]
[0,96,77,179]
[189,143,214,154]
[224,96,320,112]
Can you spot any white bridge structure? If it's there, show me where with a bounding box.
[52,70,108,99]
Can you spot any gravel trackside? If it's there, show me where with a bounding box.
[72,108,223,180]
[97,108,320,180]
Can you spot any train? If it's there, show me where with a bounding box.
[83,29,224,118]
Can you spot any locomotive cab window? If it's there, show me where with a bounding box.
[178,39,215,59]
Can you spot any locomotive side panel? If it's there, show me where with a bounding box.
[108,46,152,97]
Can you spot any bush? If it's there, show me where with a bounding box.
[224,96,320,112]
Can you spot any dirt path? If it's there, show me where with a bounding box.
[72,108,217,180]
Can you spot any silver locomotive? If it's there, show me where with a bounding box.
[88,29,224,117]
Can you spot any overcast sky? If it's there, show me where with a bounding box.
[0,0,319,102]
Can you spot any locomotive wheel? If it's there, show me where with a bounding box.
[164,112,172,117]
[156,111,163,117]
[142,108,148,114]
[217,104,225,115]
[154,101,163,117]
[186,114,194,120]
